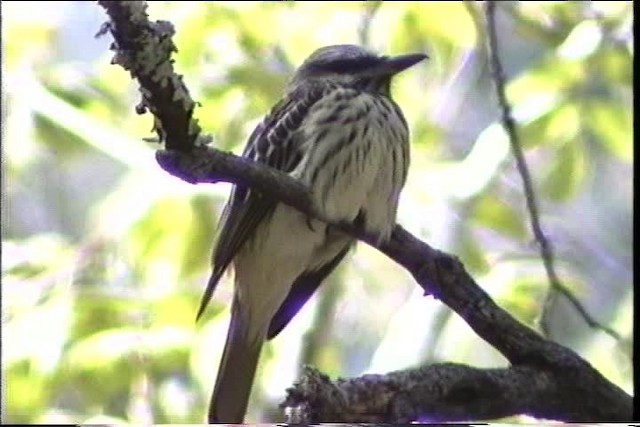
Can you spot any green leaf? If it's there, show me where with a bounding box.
[520,102,580,149]
[585,100,633,162]
[179,195,217,280]
[507,57,584,107]
[128,197,196,282]
[496,277,547,328]
[34,114,89,158]
[594,47,633,87]
[541,139,586,201]
[472,192,527,241]
[403,3,478,49]
[6,360,50,423]
[544,104,580,144]
[70,295,139,342]
[457,230,490,275]
[64,326,193,378]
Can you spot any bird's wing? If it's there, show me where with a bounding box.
[267,243,351,339]
[196,83,329,320]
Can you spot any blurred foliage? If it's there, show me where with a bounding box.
[1,1,633,424]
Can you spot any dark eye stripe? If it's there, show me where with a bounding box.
[311,56,382,74]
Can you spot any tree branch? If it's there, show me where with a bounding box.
[282,362,627,423]
[96,0,209,151]
[97,1,633,423]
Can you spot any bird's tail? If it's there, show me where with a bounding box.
[208,296,263,424]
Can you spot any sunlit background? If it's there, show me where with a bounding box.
[1,1,633,424]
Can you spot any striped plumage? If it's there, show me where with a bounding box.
[199,44,426,423]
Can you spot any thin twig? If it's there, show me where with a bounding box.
[483,1,619,340]
[358,1,383,49]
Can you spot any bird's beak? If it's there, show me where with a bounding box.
[375,52,428,76]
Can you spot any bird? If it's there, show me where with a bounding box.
[197,44,427,423]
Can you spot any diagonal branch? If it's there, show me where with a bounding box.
[483,1,620,340]
[97,1,632,423]
[155,147,631,423]
[96,0,208,151]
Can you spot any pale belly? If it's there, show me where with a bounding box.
[233,90,408,341]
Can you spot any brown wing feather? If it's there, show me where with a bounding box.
[196,83,331,320]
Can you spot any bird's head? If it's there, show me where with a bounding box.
[290,44,427,96]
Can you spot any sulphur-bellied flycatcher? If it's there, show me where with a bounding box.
[197,44,426,423]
